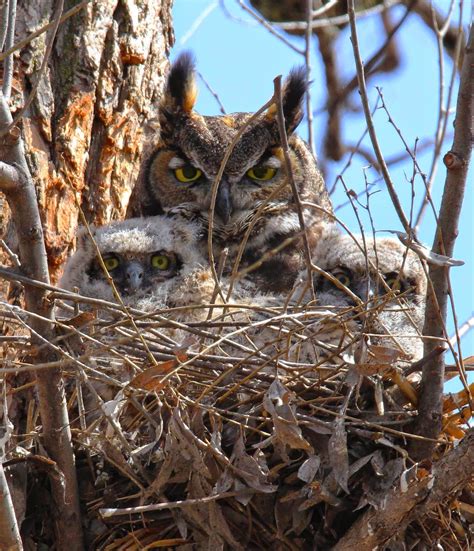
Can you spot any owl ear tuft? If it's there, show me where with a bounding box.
[163,51,198,114]
[281,66,307,133]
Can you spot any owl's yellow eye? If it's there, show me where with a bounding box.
[246,166,277,181]
[151,254,170,270]
[104,256,120,271]
[174,165,202,183]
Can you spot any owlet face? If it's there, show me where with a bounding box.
[60,215,206,306]
[144,51,331,225]
[307,230,427,362]
[85,249,179,296]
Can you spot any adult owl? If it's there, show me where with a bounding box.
[128,52,332,293]
[294,227,427,364]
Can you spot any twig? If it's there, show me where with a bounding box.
[347,0,412,236]
[332,428,474,550]
[450,313,474,346]
[277,0,401,31]
[179,1,218,45]
[0,0,10,51]
[236,0,304,55]
[304,0,315,156]
[0,0,64,138]
[409,25,473,461]
[0,0,91,62]
[1,0,16,99]
[100,490,254,518]
[197,71,226,114]
[414,2,464,230]
[274,75,315,300]
[0,463,22,549]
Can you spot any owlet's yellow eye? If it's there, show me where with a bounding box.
[174,165,202,183]
[334,272,351,287]
[104,256,120,271]
[246,166,277,181]
[385,275,402,292]
[151,254,170,270]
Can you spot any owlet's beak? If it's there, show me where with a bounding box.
[125,262,144,291]
[215,178,233,224]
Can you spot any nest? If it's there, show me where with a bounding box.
[2,289,474,550]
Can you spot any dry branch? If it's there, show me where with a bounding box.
[0,462,22,549]
[410,25,473,461]
[332,428,474,550]
[0,92,84,548]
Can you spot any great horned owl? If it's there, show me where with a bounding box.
[295,227,427,364]
[128,52,333,293]
[59,215,216,317]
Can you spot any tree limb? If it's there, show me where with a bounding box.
[332,428,474,550]
[0,463,22,550]
[0,91,84,548]
[410,24,473,461]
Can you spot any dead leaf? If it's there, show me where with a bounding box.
[297,455,321,483]
[129,352,188,391]
[263,379,312,454]
[328,418,349,493]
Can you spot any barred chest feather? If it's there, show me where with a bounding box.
[167,203,320,292]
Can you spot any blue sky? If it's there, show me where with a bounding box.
[172,1,473,391]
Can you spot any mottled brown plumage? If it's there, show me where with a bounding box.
[130,52,333,292]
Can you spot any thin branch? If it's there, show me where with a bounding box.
[0,0,64,138]
[0,463,22,550]
[347,0,412,236]
[274,75,315,300]
[0,0,91,62]
[0,0,10,51]
[304,0,315,156]
[236,0,304,55]
[409,25,473,461]
[277,0,402,31]
[1,0,16,99]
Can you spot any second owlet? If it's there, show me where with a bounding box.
[294,227,427,365]
[129,52,333,293]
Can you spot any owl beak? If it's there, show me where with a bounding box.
[125,262,144,292]
[215,179,232,224]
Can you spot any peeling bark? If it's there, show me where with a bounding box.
[12,0,173,279]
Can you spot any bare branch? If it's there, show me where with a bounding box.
[0,463,22,550]
[347,0,412,236]
[1,0,16,99]
[0,0,64,138]
[0,89,84,547]
[409,24,473,461]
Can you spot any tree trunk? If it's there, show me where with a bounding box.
[13,0,174,280]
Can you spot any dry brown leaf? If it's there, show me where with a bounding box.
[443,382,474,413]
[263,379,312,453]
[297,455,321,483]
[129,352,188,391]
[63,310,97,327]
[328,418,349,493]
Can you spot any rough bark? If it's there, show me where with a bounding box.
[11,0,174,280]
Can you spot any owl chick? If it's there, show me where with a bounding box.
[295,227,427,364]
[128,52,333,293]
[59,215,213,317]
